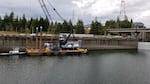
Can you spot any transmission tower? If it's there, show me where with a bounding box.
[119,0,128,21]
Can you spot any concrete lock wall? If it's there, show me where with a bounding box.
[0,35,137,52]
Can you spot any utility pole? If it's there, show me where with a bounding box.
[39,26,43,50]
[36,27,39,49]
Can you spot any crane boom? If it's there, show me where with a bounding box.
[46,0,65,21]
[39,0,53,23]
[39,0,65,22]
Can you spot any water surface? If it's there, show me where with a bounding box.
[0,50,150,84]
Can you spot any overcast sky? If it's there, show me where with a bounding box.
[1,0,150,27]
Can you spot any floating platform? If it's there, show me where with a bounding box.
[26,48,51,56]
[51,48,88,55]
[26,48,88,56]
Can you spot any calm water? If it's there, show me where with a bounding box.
[0,50,150,84]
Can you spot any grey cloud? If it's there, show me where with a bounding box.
[0,0,150,27]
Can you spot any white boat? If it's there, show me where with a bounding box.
[0,48,26,56]
[9,48,19,55]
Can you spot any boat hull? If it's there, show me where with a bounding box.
[26,48,88,56]
[52,48,88,55]
[26,48,51,56]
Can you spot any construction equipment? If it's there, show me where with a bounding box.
[39,0,65,22]
[39,0,53,23]
[46,0,65,21]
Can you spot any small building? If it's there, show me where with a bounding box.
[132,22,145,28]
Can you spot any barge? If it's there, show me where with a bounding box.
[26,28,88,56]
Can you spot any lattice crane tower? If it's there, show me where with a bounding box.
[119,0,128,20]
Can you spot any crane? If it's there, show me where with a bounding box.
[46,0,65,21]
[59,30,74,48]
[39,0,65,22]
[39,0,53,23]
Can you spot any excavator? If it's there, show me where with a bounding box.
[59,30,81,49]
[57,30,88,54]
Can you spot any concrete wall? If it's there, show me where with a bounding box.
[0,35,137,52]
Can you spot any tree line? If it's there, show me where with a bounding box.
[0,12,133,35]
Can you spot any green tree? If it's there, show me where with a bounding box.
[105,20,117,28]
[21,14,27,32]
[3,14,10,31]
[119,20,132,28]
[39,17,46,31]
[13,16,19,32]
[130,19,133,28]
[9,12,14,31]
[90,20,103,35]
[62,20,69,32]
[44,17,51,33]
[68,20,74,32]
[0,16,2,31]
[55,22,63,33]
[30,18,39,33]
[75,20,84,34]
